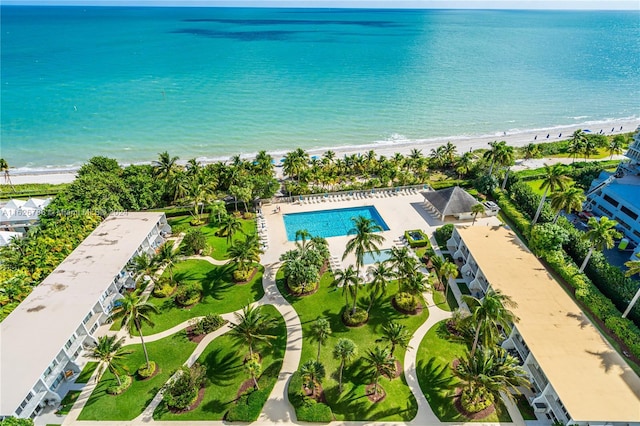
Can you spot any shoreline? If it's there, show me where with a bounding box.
[4,117,639,186]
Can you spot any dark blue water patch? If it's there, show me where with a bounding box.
[181,18,403,28]
[171,28,310,41]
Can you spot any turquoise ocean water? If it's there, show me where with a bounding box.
[1,7,639,170]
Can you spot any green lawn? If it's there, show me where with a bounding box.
[78,333,198,421]
[431,290,453,312]
[415,320,511,422]
[153,304,286,421]
[169,215,256,260]
[140,259,264,334]
[524,179,545,196]
[277,269,428,422]
[57,390,81,415]
[76,362,98,384]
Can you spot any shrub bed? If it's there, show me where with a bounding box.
[341,307,368,327]
[287,371,333,423]
[152,280,176,298]
[393,292,418,313]
[106,375,132,395]
[226,387,270,422]
[137,361,157,379]
[404,229,430,248]
[175,282,203,307]
[434,224,454,248]
[190,314,226,336]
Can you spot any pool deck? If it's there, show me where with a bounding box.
[259,191,502,267]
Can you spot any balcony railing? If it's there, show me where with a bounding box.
[526,362,549,390]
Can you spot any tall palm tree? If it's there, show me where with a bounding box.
[471,203,485,225]
[366,261,394,312]
[333,338,357,392]
[522,143,539,160]
[549,186,586,223]
[112,292,159,370]
[483,140,508,176]
[622,253,640,318]
[608,135,626,159]
[579,216,622,272]
[282,148,309,183]
[582,136,597,160]
[462,289,518,358]
[440,260,459,300]
[87,335,132,386]
[153,151,179,181]
[568,129,586,163]
[229,304,277,358]
[253,150,274,175]
[376,322,411,357]
[310,317,332,362]
[364,346,396,396]
[156,242,179,282]
[131,253,157,286]
[442,141,457,167]
[498,144,515,190]
[388,246,416,293]
[0,158,13,189]
[531,163,571,225]
[453,346,529,411]
[228,234,262,275]
[218,214,243,244]
[332,265,360,312]
[343,216,385,314]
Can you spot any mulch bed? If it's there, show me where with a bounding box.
[233,267,260,285]
[391,297,423,315]
[185,326,207,344]
[302,383,327,404]
[138,366,161,382]
[286,280,320,297]
[236,379,257,399]
[168,386,206,413]
[365,384,386,403]
[452,388,495,420]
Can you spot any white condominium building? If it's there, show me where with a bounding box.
[447,225,640,425]
[0,212,170,420]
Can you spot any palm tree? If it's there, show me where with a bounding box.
[218,214,243,244]
[440,260,459,300]
[343,216,385,314]
[333,338,357,392]
[282,148,309,183]
[300,360,326,395]
[442,141,457,167]
[245,356,262,390]
[332,265,360,311]
[364,346,396,396]
[310,317,332,362]
[471,203,485,225]
[388,246,415,292]
[462,289,518,358]
[497,144,515,190]
[112,292,159,370]
[131,253,157,286]
[0,158,13,189]
[483,140,508,176]
[582,136,597,160]
[608,135,626,159]
[366,261,394,312]
[568,130,586,163]
[453,347,529,412]
[522,143,539,160]
[228,234,262,275]
[376,322,411,357]
[456,152,475,178]
[622,253,640,319]
[88,335,132,386]
[579,216,622,272]
[153,151,179,181]
[156,242,179,282]
[549,186,586,223]
[531,163,571,225]
[229,304,277,358]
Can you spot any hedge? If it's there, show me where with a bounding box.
[226,387,271,422]
[492,189,531,239]
[287,371,333,423]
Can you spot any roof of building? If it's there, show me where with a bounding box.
[603,177,640,209]
[0,197,51,224]
[456,225,640,422]
[0,212,165,415]
[422,186,479,217]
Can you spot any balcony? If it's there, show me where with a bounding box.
[512,336,530,360]
[526,362,549,390]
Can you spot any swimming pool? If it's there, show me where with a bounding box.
[283,206,390,241]
[363,249,393,265]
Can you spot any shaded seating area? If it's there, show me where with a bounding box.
[421,186,480,221]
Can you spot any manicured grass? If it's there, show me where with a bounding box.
[141,259,264,334]
[57,390,81,415]
[169,215,256,260]
[515,394,537,420]
[525,179,545,196]
[76,362,98,384]
[78,333,197,421]
[153,304,286,421]
[277,269,428,422]
[431,290,453,312]
[415,320,511,422]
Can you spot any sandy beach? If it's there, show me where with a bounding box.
[4,117,639,186]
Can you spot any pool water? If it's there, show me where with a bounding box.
[283,206,390,241]
[363,249,393,265]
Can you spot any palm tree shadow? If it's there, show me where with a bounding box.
[204,264,236,301]
[416,357,458,394]
[202,347,242,386]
